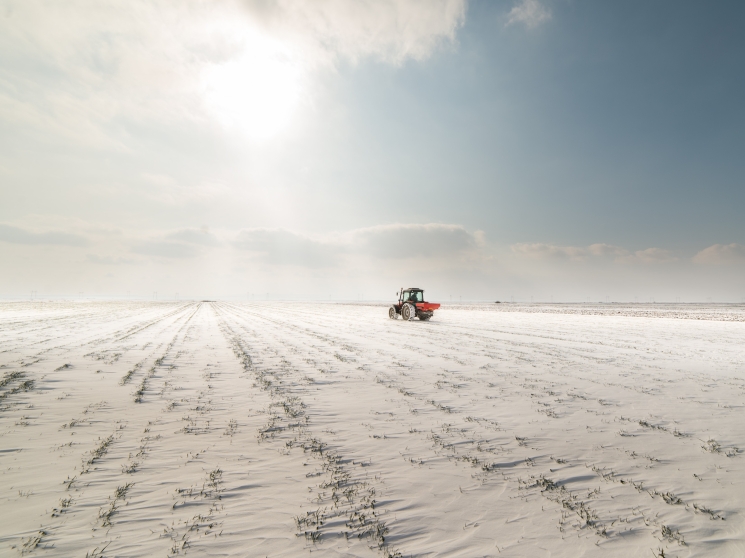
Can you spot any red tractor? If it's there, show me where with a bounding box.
[389,288,440,321]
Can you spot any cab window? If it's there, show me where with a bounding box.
[408,291,423,302]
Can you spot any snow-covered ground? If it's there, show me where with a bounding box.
[1,301,743,557]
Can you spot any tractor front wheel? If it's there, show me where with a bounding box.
[402,303,414,321]
[388,306,397,319]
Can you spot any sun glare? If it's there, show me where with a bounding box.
[202,31,302,141]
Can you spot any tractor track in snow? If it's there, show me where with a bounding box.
[214,303,402,557]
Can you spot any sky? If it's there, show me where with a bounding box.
[1,0,744,302]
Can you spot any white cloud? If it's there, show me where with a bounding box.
[505,0,551,29]
[0,0,466,146]
[86,254,135,265]
[352,223,478,258]
[141,174,177,187]
[132,241,198,259]
[512,242,676,264]
[693,244,745,265]
[128,227,222,259]
[587,243,627,258]
[165,228,222,247]
[512,242,591,260]
[204,0,466,138]
[630,247,676,263]
[233,223,483,267]
[140,175,233,206]
[234,228,341,267]
[245,0,466,67]
[0,223,89,246]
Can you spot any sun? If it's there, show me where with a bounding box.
[202,31,302,141]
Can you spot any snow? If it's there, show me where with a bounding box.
[1,301,744,557]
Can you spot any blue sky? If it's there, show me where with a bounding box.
[1,0,743,301]
[323,1,745,246]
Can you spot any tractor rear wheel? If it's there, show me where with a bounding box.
[388,306,397,319]
[402,303,414,321]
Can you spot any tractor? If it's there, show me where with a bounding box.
[389,288,440,321]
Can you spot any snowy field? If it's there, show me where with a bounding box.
[1,301,744,557]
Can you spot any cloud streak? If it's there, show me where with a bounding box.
[234,223,483,267]
[505,0,551,29]
[512,242,676,263]
[165,228,221,247]
[693,244,745,265]
[352,223,479,258]
[234,228,340,268]
[131,241,198,259]
[0,224,89,246]
[86,254,135,265]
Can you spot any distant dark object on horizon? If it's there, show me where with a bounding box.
[494,301,501,303]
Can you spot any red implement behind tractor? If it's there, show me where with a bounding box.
[389,288,440,321]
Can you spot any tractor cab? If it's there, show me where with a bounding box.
[401,289,424,304]
[389,288,440,321]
